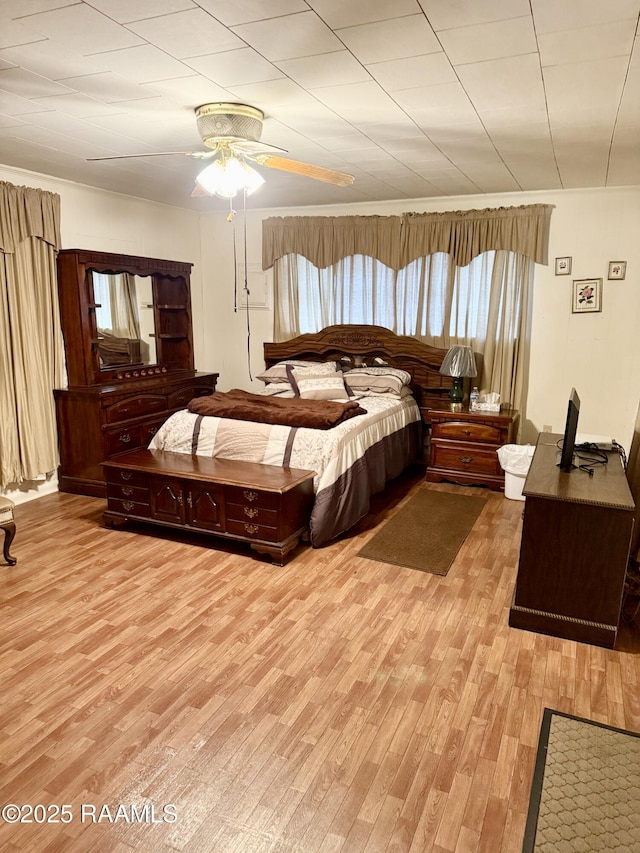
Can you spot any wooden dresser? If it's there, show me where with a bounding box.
[103,449,315,565]
[54,249,217,497]
[425,405,518,490]
[509,433,634,647]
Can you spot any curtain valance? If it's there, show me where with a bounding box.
[262,204,552,270]
[0,181,61,254]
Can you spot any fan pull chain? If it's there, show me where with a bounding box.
[242,188,252,381]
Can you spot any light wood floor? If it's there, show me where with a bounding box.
[2,469,640,853]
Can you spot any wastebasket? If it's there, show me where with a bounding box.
[497,444,535,501]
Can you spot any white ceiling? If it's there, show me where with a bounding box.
[1,0,639,211]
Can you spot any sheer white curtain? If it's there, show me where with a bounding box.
[273,249,533,412]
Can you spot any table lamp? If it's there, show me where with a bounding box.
[440,345,477,411]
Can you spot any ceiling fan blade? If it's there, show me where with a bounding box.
[87,151,216,162]
[229,139,288,157]
[252,154,354,186]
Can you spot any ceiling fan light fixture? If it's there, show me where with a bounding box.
[196,156,265,198]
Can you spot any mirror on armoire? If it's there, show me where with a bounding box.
[89,271,157,369]
[56,249,195,388]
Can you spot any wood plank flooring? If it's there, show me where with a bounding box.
[1,468,639,852]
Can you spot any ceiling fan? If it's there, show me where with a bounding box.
[88,102,355,198]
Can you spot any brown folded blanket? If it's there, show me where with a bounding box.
[188,388,367,429]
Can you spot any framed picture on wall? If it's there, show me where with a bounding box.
[608,261,626,280]
[572,278,602,313]
[555,256,572,275]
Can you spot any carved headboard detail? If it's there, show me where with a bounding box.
[263,324,452,408]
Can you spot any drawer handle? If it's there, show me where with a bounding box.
[243,490,258,502]
[120,472,133,481]
[121,486,134,496]
[187,492,193,508]
[244,523,259,535]
[119,433,132,443]
[122,500,134,511]
[459,455,473,464]
[244,507,258,518]
[463,429,472,435]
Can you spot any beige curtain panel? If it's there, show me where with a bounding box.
[263,204,552,271]
[0,181,61,254]
[0,181,64,488]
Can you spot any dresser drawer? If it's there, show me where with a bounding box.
[107,496,151,516]
[103,394,167,424]
[107,482,150,504]
[430,441,501,476]
[104,424,143,455]
[105,466,150,488]
[226,519,280,542]
[168,385,212,409]
[226,501,279,526]
[225,486,280,510]
[431,419,502,444]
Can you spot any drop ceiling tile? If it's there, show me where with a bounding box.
[394,80,475,114]
[34,92,123,118]
[231,11,342,62]
[0,113,28,128]
[0,88,50,115]
[145,75,232,106]
[57,72,156,104]
[0,17,44,49]
[312,80,409,124]
[275,51,370,88]
[336,15,440,64]
[366,52,455,91]
[127,9,245,59]
[187,48,284,88]
[456,54,547,112]
[0,66,72,98]
[195,0,308,27]
[438,16,537,65]
[227,78,323,109]
[538,20,635,67]
[306,0,422,28]
[418,0,531,31]
[0,41,108,81]
[80,0,197,24]
[94,45,194,85]
[532,0,640,34]
[358,120,425,142]
[544,56,628,126]
[20,4,143,54]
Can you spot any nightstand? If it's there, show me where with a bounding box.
[424,406,518,490]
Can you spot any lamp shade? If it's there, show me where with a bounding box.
[439,345,477,378]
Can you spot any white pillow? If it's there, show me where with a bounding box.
[290,370,350,401]
[256,359,339,384]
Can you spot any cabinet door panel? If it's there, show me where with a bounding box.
[187,482,225,532]
[150,477,185,523]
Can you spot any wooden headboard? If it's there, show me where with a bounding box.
[263,324,452,408]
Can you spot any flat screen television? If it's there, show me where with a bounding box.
[558,388,580,471]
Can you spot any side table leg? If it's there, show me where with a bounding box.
[2,521,17,565]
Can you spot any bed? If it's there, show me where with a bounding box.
[149,324,451,547]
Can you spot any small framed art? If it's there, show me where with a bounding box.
[608,261,626,280]
[572,278,602,313]
[555,256,572,275]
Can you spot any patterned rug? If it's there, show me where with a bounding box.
[357,487,486,575]
[524,709,640,852]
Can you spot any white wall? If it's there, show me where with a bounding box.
[200,185,640,450]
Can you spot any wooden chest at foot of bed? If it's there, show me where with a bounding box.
[102,449,315,565]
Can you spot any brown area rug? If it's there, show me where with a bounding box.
[524,709,640,852]
[357,487,486,575]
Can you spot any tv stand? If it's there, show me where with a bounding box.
[509,433,635,648]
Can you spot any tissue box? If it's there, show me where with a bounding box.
[471,401,501,413]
